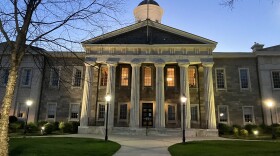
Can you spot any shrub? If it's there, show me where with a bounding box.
[53,121,60,131]
[244,124,258,134]
[9,121,23,132]
[9,116,18,123]
[59,122,73,133]
[70,121,80,134]
[233,127,239,137]
[218,123,231,135]
[44,123,54,134]
[240,129,249,137]
[37,121,48,128]
[27,122,38,133]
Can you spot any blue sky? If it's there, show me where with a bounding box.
[118,0,280,52]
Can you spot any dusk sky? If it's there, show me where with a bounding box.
[118,0,280,52]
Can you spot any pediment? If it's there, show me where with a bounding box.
[82,20,217,45]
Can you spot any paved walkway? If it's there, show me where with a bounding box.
[48,134,227,156]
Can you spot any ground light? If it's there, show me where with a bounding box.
[266,100,276,139]
[24,100,33,134]
[105,94,111,141]
[181,95,187,143]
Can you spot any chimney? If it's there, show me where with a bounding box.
[251,42,264,52]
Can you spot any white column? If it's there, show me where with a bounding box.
[80,64,92,127]
[155,63,165,128]
[106,63,117,128]
[130,63,141,128]
[203,63,217,129]
[179,63,191,129]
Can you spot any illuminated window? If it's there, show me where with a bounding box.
[239,68,250,90]
[21,68,32,87]
[70,103,80,120]
[72,67,82,87]
[100,66,108,86]
[166,68,175,87]
[272,71,280,89]
[0,68,9,86]
[188,67,197,88]
[47,103,57,120]
[121,67,129,86]
[243,106,254,124]
[216,68,226,89]
[191,105,199,122]
[144,67,152,86]
[50,67,60,88]
[218,105,228,123]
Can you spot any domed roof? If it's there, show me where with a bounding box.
[138,0,159,6]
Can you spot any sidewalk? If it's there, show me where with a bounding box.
[50,134,226,156]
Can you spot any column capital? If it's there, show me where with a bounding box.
[131,63,142,67]
[107,63,118,67]
[178,63,190,68]
[84,63,93,67]
[202,62,214,68]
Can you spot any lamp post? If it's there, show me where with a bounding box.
[105,94,111,141]
[266,101,276,139]
[181,95,187,143]
[24,100,33,135]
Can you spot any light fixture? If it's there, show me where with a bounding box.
[26,100,33,106]
[181,96,187,103]
[105,95,111,102]
[253,130,259,136]
[167,78,173,81]
[220,113,224,117]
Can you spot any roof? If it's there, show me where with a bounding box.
[138,0,159,6]
[261,45,280,51]
[82,20,217,45]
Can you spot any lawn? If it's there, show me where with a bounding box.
[168,140,280,156]
[9,137,121,156]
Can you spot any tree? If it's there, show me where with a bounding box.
[0,0,123,155]
[221,0,278,8]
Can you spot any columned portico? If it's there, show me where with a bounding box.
[80,64,93,127]
[203,63,216,129]
[155,62,165,128]
[179,62,191,129]
[130,63,141,128]
[106,63,117,128]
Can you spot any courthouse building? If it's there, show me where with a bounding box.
[1,0,280,136]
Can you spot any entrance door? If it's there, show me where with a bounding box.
[142,103,153,127]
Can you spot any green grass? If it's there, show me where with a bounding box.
[168,140,280,156]
[9,137,121,156]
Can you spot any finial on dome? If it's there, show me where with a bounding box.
[134,0,164,23]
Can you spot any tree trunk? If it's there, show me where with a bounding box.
[0,55,20,156]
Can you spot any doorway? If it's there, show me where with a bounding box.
[142,103,153,127]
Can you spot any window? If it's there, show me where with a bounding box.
[47,103,57,119]
[119,103,128,120]
[188,67,197,88]
[243,106,254,124]
[50,67,60,87]
[70,103,80,120]
[121,67,129,86]
[218,105,229,123]
[239,68,250,90]
[21,68,32,87]
[166,68,175,87]
[0,68,9,86]
[216,68,226,89]
[144,67,152,86]
[191,105,199,122]
[272,71,280,89]
[168,105,176,121]
[100,66,108,86]
[72,67,82,87]
[17,103,25,118]
[98,103,106,120]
